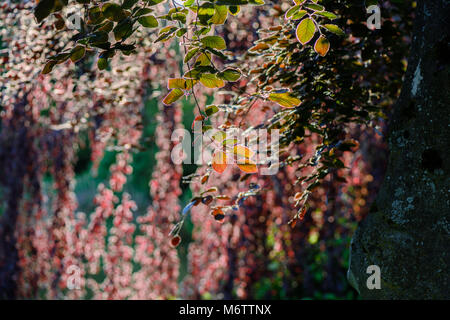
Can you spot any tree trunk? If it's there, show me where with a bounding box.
[348,0,450,299]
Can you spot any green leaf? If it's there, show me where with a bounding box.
[154,26,177,42]
[195,53,211,66]
[323,24,345,36]
[135,8,154,17]
[304,4,324,11]
[88,31,109,45]
[163,89,184,105]
[98,57,108,70]
[291,10,307,20]
[184,48,200,63]
[365,0,378,7]
[296,18,316,45]
[88,6,105,25]
[137,15,158,28]
[314,11,338,20]
[201,36,226,50]
[122,0,138,9]
[198,3,215,25]
[200,73,225,88]
[34,0,56,23]
[113,19,133,41]
[70,45,86,63]
[211,5,228,25]
[144,0,166,6]
[205,105,219,116]
[95,21,115,33]
[285,5,300,19]
[177,28,187,37]
[42,60,57,74]
[218,68,241,82]
[50,52,71,64]
[102,3,126,22]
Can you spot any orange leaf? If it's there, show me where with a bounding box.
[314,35,330,57]
[237,160,258,173]
[212,151,227,174]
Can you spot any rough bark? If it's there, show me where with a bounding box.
[348,0,450,299]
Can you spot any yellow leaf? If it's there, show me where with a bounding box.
[268,92,301,108]
[167,78,197,90]
[233,145,255,159]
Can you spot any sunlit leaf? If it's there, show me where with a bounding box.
[314,35,330,57]
[184,48,199,63]
[218,68,241,82]
[285,5,301,19]
[268,92,301,108]
[201,36,226,50]
[205,105,219,116]
[323,24,345,36]
[291,10,307,20]
[237,160,258,173]
[304,3,324,11]
[211,5,228,25]
[168,78,197,90]
[163,88,184,105]
[233,145,255,159]
[212,151,227,174]
[200,73,225,88]
[314,11,338,20]
[296,17,316,45]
